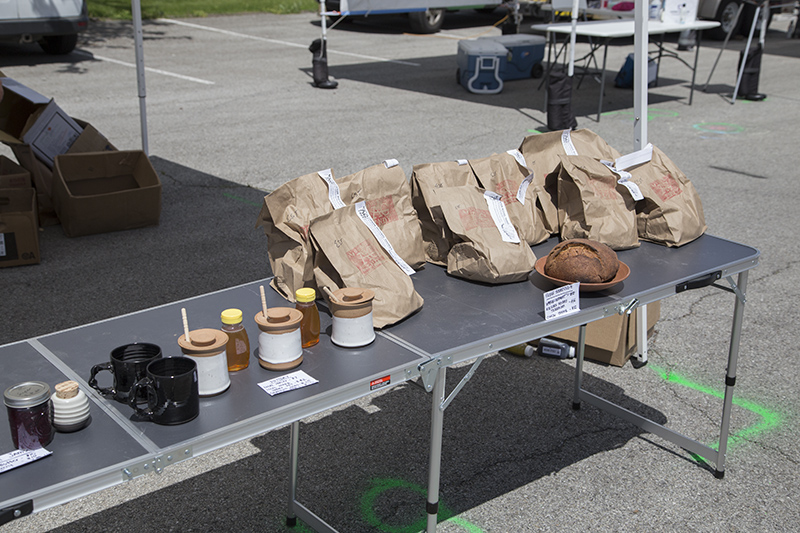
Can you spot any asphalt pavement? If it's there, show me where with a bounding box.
[1,7,799,533]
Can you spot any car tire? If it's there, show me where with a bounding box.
[39,34,78,55]
[707,0,743,40]
[408,8,445,33]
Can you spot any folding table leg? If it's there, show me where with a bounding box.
[715,270,749,478]
[426,366,447,533]
[287,420,300,527]
[572,324,587,410]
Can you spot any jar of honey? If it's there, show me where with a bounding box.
[4,381,54,450]
[221,308,250,371]
[295,288,320,348]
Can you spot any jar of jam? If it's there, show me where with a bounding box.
[4,381,55,450]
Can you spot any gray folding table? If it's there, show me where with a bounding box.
[1,234,759,533]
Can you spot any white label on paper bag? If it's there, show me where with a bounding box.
[456,159,469,166]
[0,234,6,257]
[355,201,416,276]
[561,130,579,156]
[516,173,534,205]
[615,143,653,170]
[258,371,318,396]
[507,149,528,168]
[0,448,52,474]
[318,169,346,210]
[544,283,580,321]
[383,159,399,168]
[601,161,644,201]
[483,191,520,244]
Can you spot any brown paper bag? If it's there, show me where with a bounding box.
[518,129,622,235]
[557,155,639,250]
[628,146,707,247]
[432,185,537,284]
[469,151,550,246]
[410,160,479,265]
[309,203,423,328]
[256,169,334,300]
[337,161,426,269]
[257,162,424,301]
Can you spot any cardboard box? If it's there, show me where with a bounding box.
[52,150,161,237]
[0,187,40,267]
[21,100,84,168]
[10,120,116,227]
[549,301,661,366]
[0,78,115,226]
[0,156,31,189]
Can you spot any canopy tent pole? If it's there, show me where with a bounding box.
[633,0,648,151]
[131,0,149,155]
[568,0,579,76]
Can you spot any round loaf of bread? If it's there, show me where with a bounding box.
[544,239,620,283]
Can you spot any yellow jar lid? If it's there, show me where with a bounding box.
[295,288,316,303]
[221,308,243,324]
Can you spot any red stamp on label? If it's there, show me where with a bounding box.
[366,196,399,227]
[347,240,386,275]
[494,180,518,205]
[458,207,494,232]
[650,173,683,202]
[589,176,619,201]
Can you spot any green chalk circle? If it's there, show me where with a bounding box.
[360,477,483,533]
[692,122,744,134]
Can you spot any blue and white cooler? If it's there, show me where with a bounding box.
[456,38,508,94]
[481,34,546,80]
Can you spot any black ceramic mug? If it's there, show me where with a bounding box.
[129,357,199,425]
[89,343,162,403]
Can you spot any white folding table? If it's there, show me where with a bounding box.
[531,18,721,120]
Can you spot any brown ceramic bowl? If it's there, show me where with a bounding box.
[534,257,630,292]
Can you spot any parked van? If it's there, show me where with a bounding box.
[0,0,88,54]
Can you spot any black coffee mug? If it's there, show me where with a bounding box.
[129,357,199,425]
[89,343,162,403]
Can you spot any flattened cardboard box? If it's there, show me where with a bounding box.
[0,155,31,189]
[53,150,161,237]
[549,301,661,366]
[0,187,40,267]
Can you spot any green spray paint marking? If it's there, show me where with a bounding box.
[649,364,783,462]
[360,477,484,533]
[223,192,263,207]
[601,108,679,121]
[692,122,744,135]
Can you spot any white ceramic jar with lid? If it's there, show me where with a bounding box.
[329,287,376,348]
[178,329,230,397]
[255,307,303,370]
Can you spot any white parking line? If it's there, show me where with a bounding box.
[75,50,215,85]
[159,18,421,67]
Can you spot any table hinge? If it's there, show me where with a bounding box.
[610,298,639,316]
[418,357,452,392]
[122,446,193,481]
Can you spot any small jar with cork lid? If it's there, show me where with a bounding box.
[51,381,91,433]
